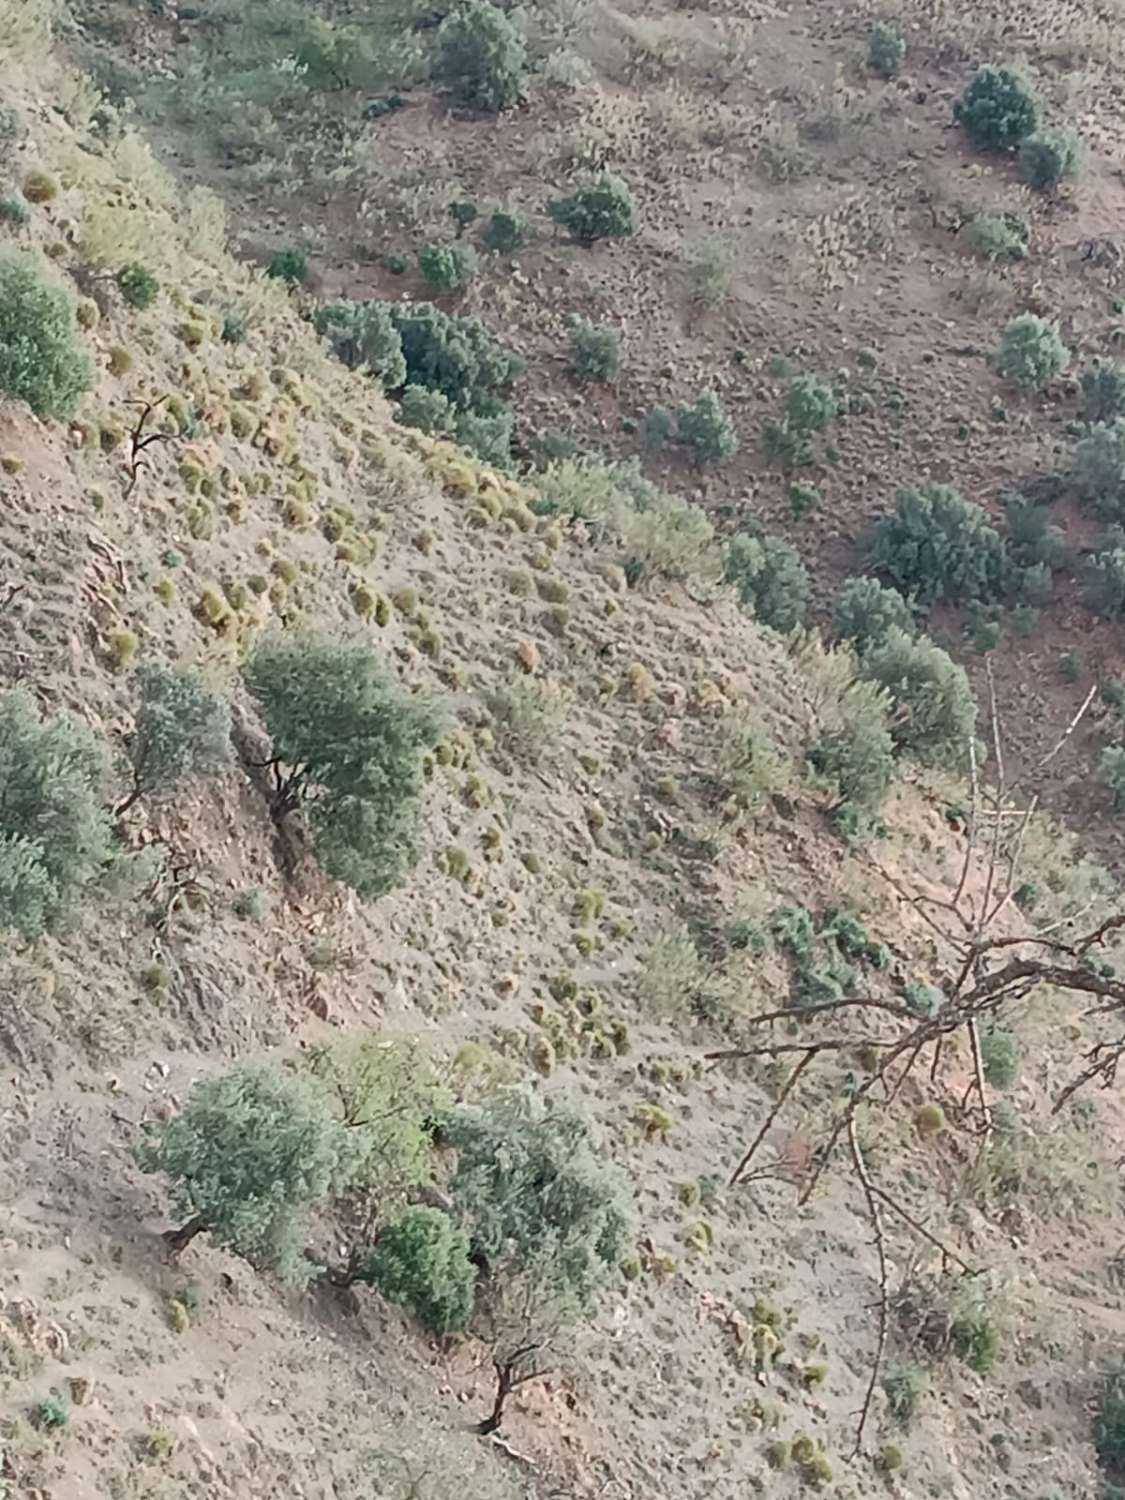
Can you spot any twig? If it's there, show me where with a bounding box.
[847,1118,888,1458]
[865,1183,975,1274]
[729,1049,819,1186]
[123,398,175,500]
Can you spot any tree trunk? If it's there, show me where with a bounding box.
[114,783,142,818]
[163,1214,207,1254]
[474,1365,513,1436]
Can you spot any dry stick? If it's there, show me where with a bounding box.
[847,1117,889,1458]
[976,660,1007,946]
[866,1182,976,1275]
[729,1049,819,1187]
[1039,682,1099,771]
[951,731,980,912]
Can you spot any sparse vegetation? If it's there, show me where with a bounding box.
[118,661,231,815]
[568,319,619,383]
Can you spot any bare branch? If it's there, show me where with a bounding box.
[729,1050,819,1187]
[848,1118,888,1458]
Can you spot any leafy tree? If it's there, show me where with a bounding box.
[314,300,407,387]
[483,207,529,253]
[243,635,443,899]
[548,173,636,244]
[832,577,914,654]
[0,252,92,419]
[117,661,231,815]
[1019,127,1081,191]
[860,629,976,770]
[869,483,1006,608]
[1074,420,1125,520]
[954,65,1038,151]
[1083,364,1125,425]
[265,247,308,283]
[993,313,1069,388]
[134,1063,346,1281]
[433,2,526,112]
[0,688,116,940]
[1086,550,1125,618]
[868,20,905,77]
[568,319,619,382]
[724,533,809,631]
[397,383,456,435]
[357,1206,476,1334]
[677,390,738,464]
[418,243,478,293]
[115,262,159,310]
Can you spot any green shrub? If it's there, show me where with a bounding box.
[1004,497,1065,574]
[314,299,407,388]
[454,402,514,465]
[640,404,674,450]
[483,207,529,253]
[134,1064,347,1285]
[966,211,1027,262]
[448,199,478,235]
[676,390,737,464]
[1096,1357,1125,1474]
[954,64,1039,151]
[618,485,718,586]
[1085,548,1125,616]
[785,374,837,434]
[1099,745,1125,808]
[358,1206,476,1334]
[1083,365,1125,424]
[418,242,478,293]
[115,262,159,310]
[0,688,117,940]
[714,713,788,813]
[434,1,526,112]
[386,300,523,411]
[861,630,976,769]
[980,1023,1019,1088]
[868,20,905,77]
[883,1361,928,1428]
[724,533,808,630]
[119,661,231,814]
[807,679,895,812]
[993,313,1069,389]
[265,247,308,283]
[1075,420,1125,519]
[32,1388,69,1430]
[0,252,92,419]
[548,173,636,244]
[870,483,1006,608]
[568,318,619,382]
[0,196,29,227]
[1019,127,1081,191]
[397,383,456,435]
[832,577,914,654]
[243,634,443,900]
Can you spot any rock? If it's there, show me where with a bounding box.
[67,1375,94,1406]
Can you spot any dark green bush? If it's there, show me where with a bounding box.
[434,2,526,112]
[1097,1358,1125,1474]
[483,207,529,253]
[1019,127,1081,191]
[115,263,159,309]
[397,383,456,435]
[120,661,231,814]
[724,533,808,631]
[868,21,905,78]
[807,679,895,813]
[1075,420,1125,519]
[569,318,619,382]
[954,64,1039,151]
[966,211,1028,262]
[860,629,977,770]
[1100,746,1125,809]
[1083,365,1125,424]
[993,313,1069,388]
[314,299,407,388]
[1086,549,1125,617]
[676,390,737,464]
[0,196,29,228]
[980,1023,1019,1088]
[418,242,478,293]
[358,1206,476,1334]
[265,247,308,283]
[454,402,514,466]
[0,688,116,939]
[448,199,478,234]
[386,300,523,411]
[832,577,914,655]
[785,374,837,434]
[548,173,636,244]
[243,634,443,900]
[1004,497,1065,573]
[0,252,92,419]
[870,483,1006,608]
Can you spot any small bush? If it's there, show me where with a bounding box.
[1099,745,1125,807]
[0,251,93,419]
[954,64,1039,151]
[1096,1357,1125,1474]
[993,313,1069,389]
[386,300,523,411]
[1085,548,1125,616]
[418,242,478,293]
[568,319,619,382]
[32,1388,69,1430]
[980,1023,1019,1088]
[724,533,808,631]
[967,211,1027,262]
[116,262,159,310]
[1019,127,1081,191]
[433,1,526,112]
[1075,420,1125,520]
[397,383,456,435]
[883,1361,928,1428]
[676,390,737,465]
[548,173,636,244]
[785,374,837,434]
[265,247,307,283]
[868,21,905,77]
[1083,365,1125,425]
[832,577,914,655]
[714,713,788,813]
[314,299,407,387]
[22,171,57,203]
[861,629,976,770]
[483,207,529,253]
[870,483,1006,608]
[0,196,30,228]
[685,236,735,310]
[807,678,895,812]
[121,661,231,813]
[455,403,514,465]
[358,1206,476,1334]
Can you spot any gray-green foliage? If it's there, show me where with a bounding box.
[1096,1356,1125,1474]
[358,1206,476,1334]
[1085,549,1125,617]
[0,252,92,419]
[397,383,456,435]
[243,634,442,900]
[1075,420,1125,520]
[860,629,976,769]
[314,299,407,387]
[724,533,808,631]
[868,20,905,77]
[993,313,1069,389]
[123,661,231,809]
[785,374,837,433]
[676,390,738,464]
[434,2,526,112]
[446,1089,630,1309]
[135,1064,349,1284]
[883,1361,928,1428]
[1101,745,1125,808]
[1019,127,1081,191]
[869,483,1006,608]
[1083,365,1125,425]
[967,211,1027,262]
[568,318,619,382]
[954,64,1038,151]
[832,577,914,655]
[0,688,116,940]
[482,207,529,253]
[980,1023,1019,1088]
[548,173,636,244]
[807,678,895,812]
[418,242,478,293]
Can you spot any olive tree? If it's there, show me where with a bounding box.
[117,661,231,815]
